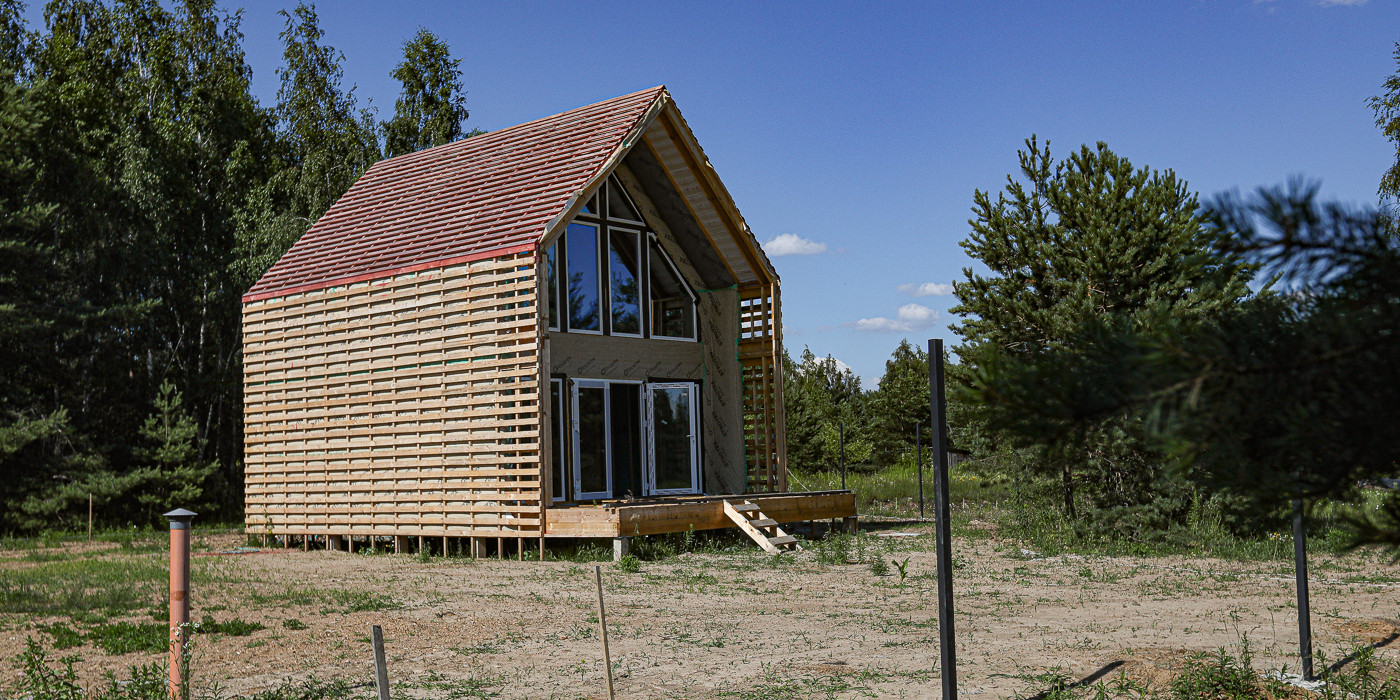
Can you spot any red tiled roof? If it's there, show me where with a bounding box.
[244,86,667,301]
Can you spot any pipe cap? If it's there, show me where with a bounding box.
[164,508,197,529]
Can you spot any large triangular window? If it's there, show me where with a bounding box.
[545,175,696,340]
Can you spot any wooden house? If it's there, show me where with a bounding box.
[242,87,855,559]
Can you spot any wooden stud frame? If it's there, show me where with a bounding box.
[738,281,786,492]
[242,252,541,541]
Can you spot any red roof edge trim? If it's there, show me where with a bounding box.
[241,243,537,303]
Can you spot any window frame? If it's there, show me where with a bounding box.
[646,233,699,343]
[562,221,603,336]
[545,175,698,342]
[607,225,645,339]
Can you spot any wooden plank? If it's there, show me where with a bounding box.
[244,252,543,541]
[723,500,780,554]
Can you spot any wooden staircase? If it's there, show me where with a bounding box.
[723,500,802,554]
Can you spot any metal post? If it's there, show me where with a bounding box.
[839,423,847,489]
[916,422,925,520]
[928,339,957,699]
[1293,498,1313,681]
[371,624,390,700]
[165,508,196,700]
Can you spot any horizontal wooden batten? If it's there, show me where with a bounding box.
[545,491,854,538]
[244,252,543,540]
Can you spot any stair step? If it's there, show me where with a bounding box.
[730,503,760,512]
[768,535,797,546]
[750,518,778,528]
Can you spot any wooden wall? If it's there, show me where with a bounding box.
[242,251,541,541]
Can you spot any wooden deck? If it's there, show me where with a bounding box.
[544,490,856,538]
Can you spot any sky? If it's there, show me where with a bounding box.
[30,0,1397,385]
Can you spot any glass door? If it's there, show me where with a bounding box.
[646,382,700,495]
[571,380,611,500]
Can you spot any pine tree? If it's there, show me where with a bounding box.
[128,382,219,523]
[951,137,1252,522]
[868,340,931,465]
[783,348,871,471]
[383,28,478,158]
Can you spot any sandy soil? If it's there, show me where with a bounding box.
[2,523,1397,699]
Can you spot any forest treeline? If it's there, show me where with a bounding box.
[3,0,1399,549]
[791,42,1400,549]
[0,0,474,529]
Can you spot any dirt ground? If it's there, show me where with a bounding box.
[3,521,1398,699]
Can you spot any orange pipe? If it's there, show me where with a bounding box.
[165,509,196,699]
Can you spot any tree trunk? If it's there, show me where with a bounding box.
[1061,461,1076,521]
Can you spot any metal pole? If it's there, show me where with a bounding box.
[916,422,925,520]
[593,565,616,700]
[165,508,197,700]
[371,625,390,700]
[839,423,847,489]
[1293,498,1313,681]
[928,339,957,699]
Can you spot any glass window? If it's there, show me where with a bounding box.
[649,384,698,492]
[609,230,641,335]
[566,223,600,332]
[550,380,565,502]
[575,384,609,497]
[609,384,642,497]
[649,239,695,339]
[608,182,642,223]
[545,243,559,331]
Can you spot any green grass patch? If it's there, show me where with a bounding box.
[0,555,166,618]
[198,615,264,636]
[794,456,1013,518]
[86,621,167,655]
[36,622,83,650]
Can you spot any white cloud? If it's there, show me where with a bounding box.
[852,303,939,333]
[831,357,853,375]
[762,233,827,257]
[1318,0,1368,5]
[897,282,955,297]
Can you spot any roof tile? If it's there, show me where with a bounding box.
[245,86,666,300]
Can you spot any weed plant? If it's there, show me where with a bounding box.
[1008,638,1400,699]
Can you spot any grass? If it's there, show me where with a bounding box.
[1004,638,1400,699]
[0,555,166,619]
[794,456,1013,518]
[800,457,1390,563]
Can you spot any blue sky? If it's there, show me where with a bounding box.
[33,0,1397,385]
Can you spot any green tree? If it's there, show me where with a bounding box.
[951,137,1253,522]
[783,348,871,471]
[235,1,381,285]
[868,340,930,465]
[972,182,1400,545]
[128,382,220,523]
[383,28,478,158]
[1369,41,1400,212]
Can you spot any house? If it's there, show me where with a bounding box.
[241,87,855,559]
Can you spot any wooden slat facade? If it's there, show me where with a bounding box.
[243,252,541,540]
[738,281,786,493]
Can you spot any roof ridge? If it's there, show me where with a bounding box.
[370,85,667,172]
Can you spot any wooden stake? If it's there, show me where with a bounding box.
[593,565,616,700]
[87,494,93,544]
[370,624,390,700]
